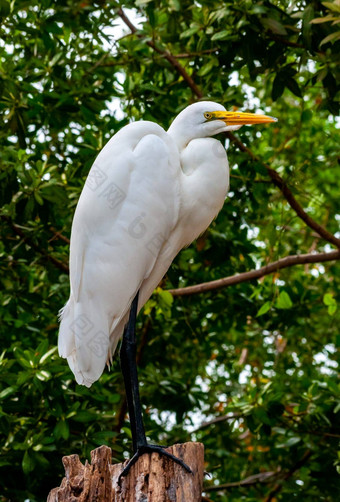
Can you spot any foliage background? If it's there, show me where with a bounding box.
[0,0,339,500]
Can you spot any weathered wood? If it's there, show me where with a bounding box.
[47,442,204,502]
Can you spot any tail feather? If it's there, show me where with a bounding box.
[58,300,75,358]
[58,297,110,387]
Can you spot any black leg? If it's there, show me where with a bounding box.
[119,291,146,451]
[118,290,192,483]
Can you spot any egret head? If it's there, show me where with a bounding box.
[168,101,277,147]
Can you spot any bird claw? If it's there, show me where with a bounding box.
[118,444,192,485]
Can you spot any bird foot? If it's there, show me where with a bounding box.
[118,444,192,485]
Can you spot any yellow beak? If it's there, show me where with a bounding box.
[211,110,278,125]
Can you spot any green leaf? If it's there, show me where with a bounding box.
[54,419,69,440]
[250,5,268,15]
[261,17,288,35]
[180,25,200,38]
[322,1,340,13]
[36,370,51,381]
[197,61,215,77]
[211,30,232,41]
[169,0,181,11]
[136,0,153,5]
[323,293,336,306]
[0,386,16,399]
[301,109,313,122]
[72,410,97,423]
[92,430,118,443]
[328,304,337,315]
[17,149,27,160]
[310,15,337,24]
[278,436,301,448]
[122,426,132,439]
[272,74,285,101]
[63,26,72,44]
[323,293,337,314]
[34,192,44,205]
[39,346,58,364]
[0,459,11,467]
[286,77,302,97]
[256,301,271,317]
[320,31,340,46]
[22,451,35,475]
[158,289,173,308]
[0,0,10,18]
[302,4,314,47]
[276,291,293,310]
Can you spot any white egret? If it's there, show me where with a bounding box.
[58,101,276,475]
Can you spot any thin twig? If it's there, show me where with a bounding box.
[205,469,280,492]
[268,33,325,56]
[205,450,312,494]
[168,250,340,296]
[49,227,70,244]
[175,48,219,58]
[267,33,305,49]
[85,52,109,75]
[193,412,241,432]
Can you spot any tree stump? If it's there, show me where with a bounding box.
[47,442,204,501]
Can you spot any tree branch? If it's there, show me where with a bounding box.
[267,33,305,49]
[85,52,109,75]
[116,8,340,250]
[168,250,340,296]
[205,450,312,494]
[49,227,70,245]
[193,412,241,432]
[175,48,219,58]
[267,33,325,56]
[205,469,280,492]
[266,166,340,248]
[265,450,312,502]
[225,131,340,249]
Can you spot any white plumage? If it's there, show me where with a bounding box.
[58,101,276,387]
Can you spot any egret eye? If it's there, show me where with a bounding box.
[204,112,213,120]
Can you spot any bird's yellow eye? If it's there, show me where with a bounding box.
[204,112,213,120]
